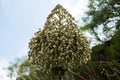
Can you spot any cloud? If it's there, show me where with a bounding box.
[53,0,88,19]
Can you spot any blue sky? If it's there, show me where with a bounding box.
[0,0,88,79]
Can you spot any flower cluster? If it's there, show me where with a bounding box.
[28,4,91,73]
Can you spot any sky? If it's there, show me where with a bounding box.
[0,0,88,79]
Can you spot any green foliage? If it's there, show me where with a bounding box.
[81,0,120,80]
[92,33,120,62]
[82,0,120,62]
[8,57,50,80]
[82,0,120,42]
[75,61,120,80]
[28,4,91,75]
[8,57,120,80]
